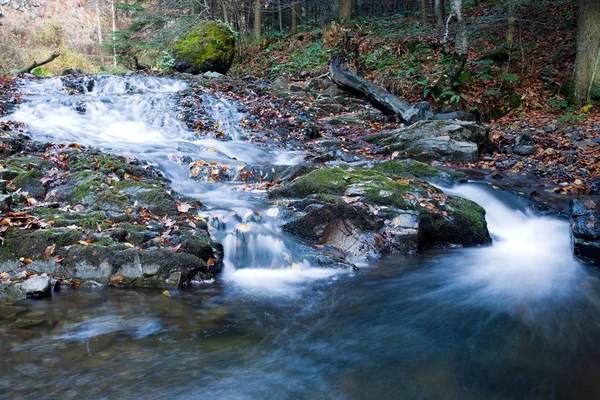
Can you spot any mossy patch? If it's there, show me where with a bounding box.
[420,197,491,246]
[12,169,45,198]
[173,21,236,75]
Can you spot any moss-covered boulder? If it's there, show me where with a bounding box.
[271,165,490,261]
[173,21,236,75]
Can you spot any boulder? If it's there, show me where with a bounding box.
[365,119,489,163]
[271,165,490,262]
[571,197,600,264]
[20,275,51,298]
[173,21,236,75]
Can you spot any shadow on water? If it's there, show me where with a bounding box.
[2,76,600,399]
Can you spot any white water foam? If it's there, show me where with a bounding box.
[441,184,585,304]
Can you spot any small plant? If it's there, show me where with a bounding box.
[31,67,53,77]
[440,90,468,105]
[156,50,175,72]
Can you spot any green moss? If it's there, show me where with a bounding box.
[137,189,176,215]
[6,157,51,171]
[420,196,491,246]
[96,191,128,207]
[173,21,236,74]
[69,171,101,203]
[94,237,115,247]
[113,181,155,191]
[374,160,441,178]
[12,169,43,188]
[12,169,45,198]
[277,167,348,197]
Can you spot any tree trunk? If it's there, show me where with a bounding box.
[291,1,297,34]
[434,0,445,31]
[278,0,283,32]
[574,0,600,101]
[95,0,103,45]
[111,0,117,69]
[421,0,428,25]
[254,0,262,37]
[330,53,433,124]
[339,0,353,22]
[507,0,516,47]
[221,0,229,24]
[433,0,468,95]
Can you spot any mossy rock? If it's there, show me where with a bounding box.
[420,197,491,246]
[12,169,46,199]
[173,21,236,75]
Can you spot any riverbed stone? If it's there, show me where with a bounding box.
[20,275,51,298]
[571,196,600,264]
[365,119,489,163]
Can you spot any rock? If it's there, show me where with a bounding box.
[365,119,489,163]
[512,145,537,156]
[203,71,223,78]
[433,111,476,122]
[305,78,334,92]
[0,194,11,212]
[402,101,434,125]
[62,68,85,75]
[12,169,46,198]
[571,197,600,264]
[172,21,236,75]
[272,76,289,90]
[20,275,51,298]
[271,166,490,261]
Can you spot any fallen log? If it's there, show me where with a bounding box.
[18,52,61,75]
[329,53,433,124]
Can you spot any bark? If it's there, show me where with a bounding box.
[329,54,411,116]
[18,52,61,74]
[434,0,445,31]
[278,0,283,32]
[433,0,468,95]
[291,1,297,35]
[95,0,103,45]
[574,0,600,101]
[507,0,516,47]
[111,0,117,68]
[339,0,353,22]
[421,0,428,25]
[254,0,262,37]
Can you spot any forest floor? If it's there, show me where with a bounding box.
[230,1,600,199]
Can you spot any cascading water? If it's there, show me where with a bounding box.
[7,75,342,294]
[4,76,600,399]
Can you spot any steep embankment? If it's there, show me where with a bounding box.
[0,0,104,74]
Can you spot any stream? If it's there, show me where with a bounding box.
[2,76,600,399]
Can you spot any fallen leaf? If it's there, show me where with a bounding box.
[110,275,124,285]
[45,244,55,259]
[53,256,65,263]
[18,257,33,265]
[177,202,191,213]
[162,290,171,297]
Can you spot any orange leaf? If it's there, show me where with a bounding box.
[45,244,56,259]
[19,257,33,265]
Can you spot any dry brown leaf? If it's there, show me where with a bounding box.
[45,244,55,259]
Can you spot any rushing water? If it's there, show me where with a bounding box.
[2,76,600,399]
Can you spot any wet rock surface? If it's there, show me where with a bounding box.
[365,119,489,163]
[0,124,223,302]
[270,163,490,261]
[571,197,600,265]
